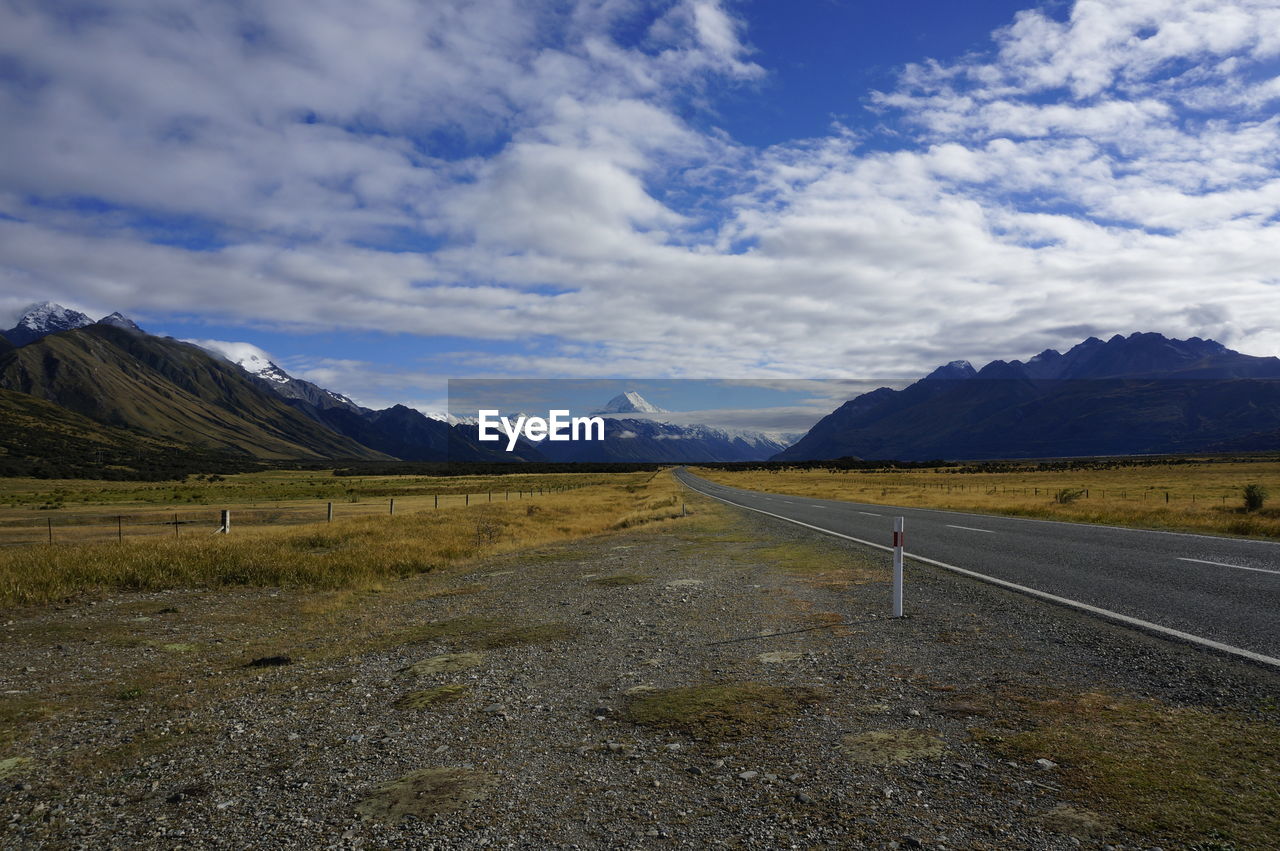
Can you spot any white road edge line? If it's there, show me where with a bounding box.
[1176,557,1280,576]
[946,524,996,534]
[677,471,1280,671]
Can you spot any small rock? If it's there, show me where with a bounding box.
[796,792,815,804]
[902,836,924,849]
[907,708,921,717]
[664,743,681,752]
[483,704,506,715]
[737,770,759,781]
[1035,758,1059,770]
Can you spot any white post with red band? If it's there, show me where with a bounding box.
[892,516,904,618]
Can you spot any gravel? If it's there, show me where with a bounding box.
[2,496,1277,849]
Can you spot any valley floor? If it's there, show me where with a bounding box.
[2,489,1277,848]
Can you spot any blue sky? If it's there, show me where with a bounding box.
[2,0,1279,417]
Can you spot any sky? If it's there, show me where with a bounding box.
[2,0,1279,416]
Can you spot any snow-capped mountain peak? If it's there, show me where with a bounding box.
[97,311,144,333]
[3,301,95,345]
[595,391,668,415]
[186,338,361,411]
[190,339,291,384]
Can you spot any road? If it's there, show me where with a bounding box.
[675,468,1280,667]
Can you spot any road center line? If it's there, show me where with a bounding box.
[946,524,995,534]
[1176,557,1280,576]
[859,511,882,517]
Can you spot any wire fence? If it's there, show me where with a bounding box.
[0,486,570,547]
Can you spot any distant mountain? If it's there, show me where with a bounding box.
[190,339,362,415]
[194,339,544,462]
[0,324,386,460]
[97,312,144,334]
[593,391,668,415]
[776,332,1280,462]
[535,416,790,462]
[4,301,94,346]
[300,402,545,463]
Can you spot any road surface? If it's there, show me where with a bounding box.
[675,468,1280,667]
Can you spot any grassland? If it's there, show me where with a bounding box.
[0,468,641,545]
[693,459,1280,538]
[0,469,688,607]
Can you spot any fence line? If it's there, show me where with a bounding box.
[0,485,577,548]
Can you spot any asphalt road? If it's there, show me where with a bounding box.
[675,468,1280,666]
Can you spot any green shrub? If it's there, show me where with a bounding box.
[1242,483,1268,512]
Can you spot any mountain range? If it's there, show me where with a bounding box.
[0,302,786,470]
[775,333,1280,461]
[2,301,1276,472]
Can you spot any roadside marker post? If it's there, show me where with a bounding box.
[892,517,904,618]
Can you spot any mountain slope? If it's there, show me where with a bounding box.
[0,325,386,460]
[0,388,261,479]
[777,333,1280,461]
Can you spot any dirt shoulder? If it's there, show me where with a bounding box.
[2,488,1277,848]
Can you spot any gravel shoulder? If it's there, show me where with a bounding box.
[2,484,1278,849]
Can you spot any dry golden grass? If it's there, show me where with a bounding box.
[693,461,1280,538]
[0,471,688,607]
[0,469,630,546]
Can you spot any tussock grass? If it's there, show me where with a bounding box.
[694,461,1280,538]
[394,684,470,710]
[979,691,1280,848]
[0,472,689,607]
[624,681,825,740]
[590,574,650,586]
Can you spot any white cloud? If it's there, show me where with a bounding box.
[2,0,1280,393]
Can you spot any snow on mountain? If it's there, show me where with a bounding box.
[594,391,668,415]
[186,338,360,410]
[97,311,144,333]
[188,339,292,384]
[3,301,94,346]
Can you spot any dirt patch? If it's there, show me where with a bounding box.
[590,574,650,587]
[404,652,486,676]
[355,767,496,821]
[1035,804,1111,840]
[625,681,824,741]
[756,651,803,664]
[840,729,947,764]
[394,684,470,710]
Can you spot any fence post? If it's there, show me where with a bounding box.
[435,494,438,509]
[892,517,905,618]
[47,517,52,544]
[218,510,231,534]
[327,502,333,523]
[465,493,469,506]
[175,512,179,538]
[118,515,123,542]
[390,498,395,515]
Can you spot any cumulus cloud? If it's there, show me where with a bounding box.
[1,0,1279,391]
